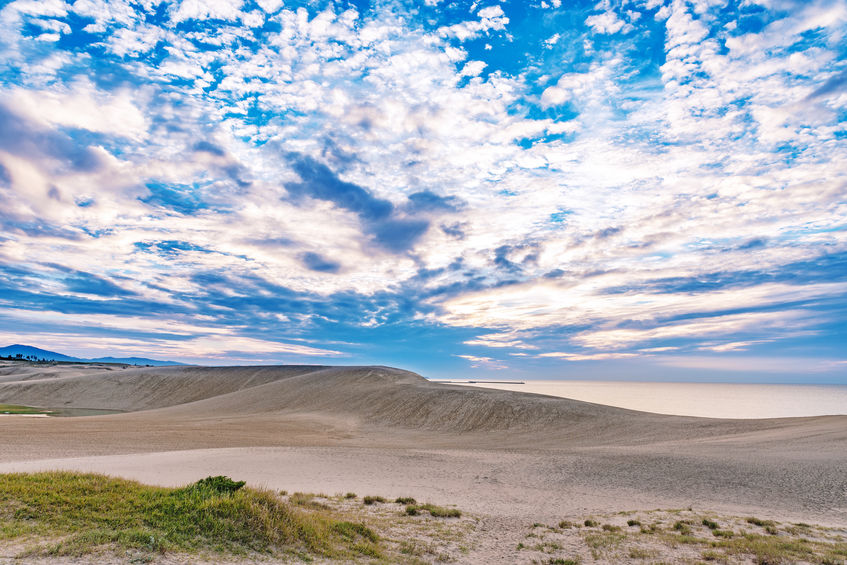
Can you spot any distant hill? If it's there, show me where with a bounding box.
[0,344,186,366]
[89,356,186,366]
[0,344,81,362]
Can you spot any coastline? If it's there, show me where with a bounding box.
[444,379,847,419]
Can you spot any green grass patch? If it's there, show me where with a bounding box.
[583,531,625,558]
[540,511,847,565]
[395,496,416,505]
[289,492,331,510]
[403,503,461,518]
[363,495,387,505]
[628,547,657,559]
[419,504,461,518]
[0,404,51,415]
[746,517,776,528]
[0,471,381,559]
[673,521,692,535]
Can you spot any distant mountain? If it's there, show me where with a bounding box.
[0,344,81,362]
[89,356,185,366]
[0,344,186,366]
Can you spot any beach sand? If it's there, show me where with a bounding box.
[1,361,845,563]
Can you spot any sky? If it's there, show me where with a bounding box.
[0,0,845,383]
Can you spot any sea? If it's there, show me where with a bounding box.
[442,380,847,419]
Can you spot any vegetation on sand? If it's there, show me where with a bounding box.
[0,472,381,559]
[517,509,847,564]
[0,404,52,415]
[403,503,461,518]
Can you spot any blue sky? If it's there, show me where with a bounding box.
[0,0,845,382]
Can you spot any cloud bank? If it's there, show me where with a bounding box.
[0,0,844,380]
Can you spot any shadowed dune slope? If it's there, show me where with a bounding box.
[2,363,844,449]
[0,364,328,411]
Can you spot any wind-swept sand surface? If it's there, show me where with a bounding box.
[1,361,845,562]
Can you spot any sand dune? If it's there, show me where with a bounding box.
[1,361,845,537]
[1,362,842,444]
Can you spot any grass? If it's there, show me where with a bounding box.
[0,471,381,559]
[363,495,387,505]
[521,510,847,565]
[673,520,692,535]
[746,517,776,528]
[289,492,331,510]
[0,403,51,415]
[404,503,461,518]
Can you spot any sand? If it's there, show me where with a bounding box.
[0,361,845,563]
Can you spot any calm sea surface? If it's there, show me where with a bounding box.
[446,380,847,419]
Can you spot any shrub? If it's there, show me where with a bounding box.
[420,504,461,518]
[674,521,692,535]
[185,475,245,494]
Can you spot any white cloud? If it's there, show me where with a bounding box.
[573,311,812,350]
[256,0,283,14]
[0,311,344,359]
[7,0,68,18]
[437,281,846,335]
[585,10,630,34]
[537,351,639,361]
[463,331,538,350]
[540,67,609,108]
[698,340,770,352]
[456,354,508,369]
[655,355,844,374]
[6,83,149,140]
[460,60,487,76]
[171,0,245,22]
[0,0,844,367]
[438,5,508,41]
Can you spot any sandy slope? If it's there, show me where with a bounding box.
[1,361,845,562]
